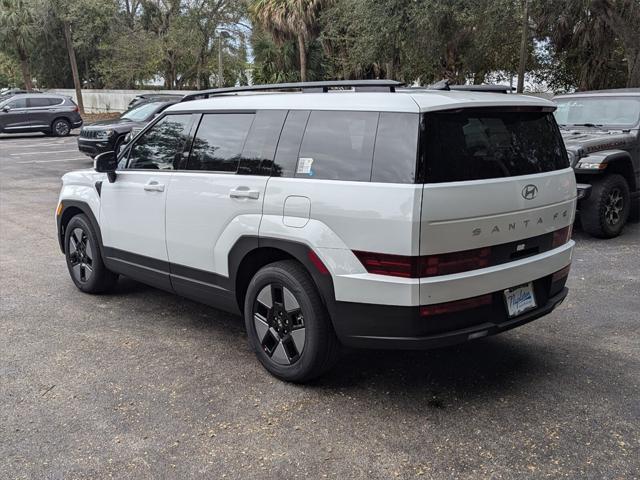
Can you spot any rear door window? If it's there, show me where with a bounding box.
[187,113,255,172]
[421,110,569,183]
[238,110,287,175]
[296,110,379,181]
[28,97,52,108]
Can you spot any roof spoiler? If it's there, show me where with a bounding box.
[181,80,405,102]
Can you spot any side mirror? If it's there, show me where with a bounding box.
[1,106,10,112]
[123,132,132,144]
[94,151,117,183]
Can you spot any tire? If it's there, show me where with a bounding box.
[244,260,340,383]
[581,174,631,238]
[51,118,71,137]
[64,214,118,293]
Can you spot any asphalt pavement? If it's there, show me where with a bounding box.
[1,132,639,479]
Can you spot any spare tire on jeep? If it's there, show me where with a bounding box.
[580,174,630,238]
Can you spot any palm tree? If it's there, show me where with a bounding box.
[250,0,326,82]
[0,0,38,90]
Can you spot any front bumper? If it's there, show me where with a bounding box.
[331,270,569,349]
[77,137,113,158]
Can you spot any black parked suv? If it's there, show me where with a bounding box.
[77,100,179,158]
[0,93,82,136]
[127,93,183,110]
[554,89,640,238]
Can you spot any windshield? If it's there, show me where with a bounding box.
[554,96,640,127]
[121,102,162,122]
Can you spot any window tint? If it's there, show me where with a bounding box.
[272,110,310,177]
[28,97,53,108]
[187,113,254,172]
[297,111,378,181]
[8,98,26,109]
[421,110,569,183]
[372,113,419,183]
[238,110,287,175]
[127,114,192,170]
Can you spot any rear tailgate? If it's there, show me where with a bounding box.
[418,107,576,305]
[420,168,576,255]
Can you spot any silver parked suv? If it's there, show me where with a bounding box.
[0,93,82,136]
[56,80,576,382]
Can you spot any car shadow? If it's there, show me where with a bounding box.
[110,276,550,402]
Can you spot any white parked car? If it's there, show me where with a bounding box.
[56,80,576,382]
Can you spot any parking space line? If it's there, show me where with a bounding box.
[18,158,89,164]
[10,150,79,156]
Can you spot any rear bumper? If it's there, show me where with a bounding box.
[331,270,569,349]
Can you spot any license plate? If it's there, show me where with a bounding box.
[504,283,537,317]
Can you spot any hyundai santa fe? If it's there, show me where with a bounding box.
[1,93,82,136]
[55,80,576,382]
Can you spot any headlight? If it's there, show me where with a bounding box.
[577,162,607,170]
[95,129,114,140]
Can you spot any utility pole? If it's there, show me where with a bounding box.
[218,33,224,88]
[517,0,529,93]
[63,20,84,114]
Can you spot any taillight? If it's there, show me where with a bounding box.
[421,247,491,276]
[73,106,79,112]
[352,251,419,278]
[420,294,493,317]
[353,247,492,279]
[552,225,572,248]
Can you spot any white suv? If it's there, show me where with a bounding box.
[56,80,576,382]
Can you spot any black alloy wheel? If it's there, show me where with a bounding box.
[253,283,306,365]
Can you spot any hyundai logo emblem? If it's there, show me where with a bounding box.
[522,184,538,200]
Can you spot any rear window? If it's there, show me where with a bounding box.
[421,109,568,183]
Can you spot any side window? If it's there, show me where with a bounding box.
[187,113,254,172]
[47,97,63,106]
[296,110,378,182]
[8,98,27,109]
[238,110,287,175]
[371,113,419,183]
[127,114,192,170]
[27,97,52,108]
[272,110,310,177]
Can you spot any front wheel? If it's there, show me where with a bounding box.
[64,214,118,293]
[244,260,340,382]
[581,174,630,238]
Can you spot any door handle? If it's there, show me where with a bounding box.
[229,187,260,199]
[144,180,165,192]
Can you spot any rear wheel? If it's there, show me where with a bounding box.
[51,118,71,137]
[64,214,118,293]
[244,260,340,382]
[581,174,630,238]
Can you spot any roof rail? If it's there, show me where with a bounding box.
[413,80,514,94]
[181,80,404,102]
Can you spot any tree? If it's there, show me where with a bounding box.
[0,0,39,90]
[250,0,327,82]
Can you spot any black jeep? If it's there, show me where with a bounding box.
[554,89,640,238]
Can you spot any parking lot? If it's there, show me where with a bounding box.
[1,132,639,479]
